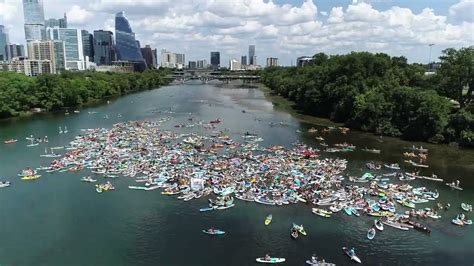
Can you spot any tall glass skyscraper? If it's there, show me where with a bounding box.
[115,11,146,71]
[46,28,84,70]
[249,45,256,65]
[210,51,220,69]
[93,30,114,65]
[0,25,9,61]
[23,0,45,41]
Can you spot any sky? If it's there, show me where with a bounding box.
[0,0,473,66]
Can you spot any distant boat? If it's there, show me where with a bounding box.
[362,147,381,154]
[4,139,17,144]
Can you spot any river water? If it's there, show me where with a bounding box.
[0,83,473,266]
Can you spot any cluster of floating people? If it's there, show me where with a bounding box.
[2,118,472,264]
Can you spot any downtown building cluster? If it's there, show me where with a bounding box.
[0,0,281,77]
[0,0,160,76]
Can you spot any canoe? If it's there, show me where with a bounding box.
[367,228,376,240]
[256,258,286,264]
[344,207,353,216]
[202,229,225,235]
[342,247,361,264]
[312,208,331,218]
[21,175,41,180]
[452,219,464,226]
[464,220,472,225]
[265,214,272,225]
[382,220,409,231]
[0,182,11,188]
[374,220,384,231]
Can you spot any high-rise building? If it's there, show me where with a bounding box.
[45,13,67,28]
[27,40,65,73]
[151,48,157,67]
[140,45,154,68]
[188,61,197,69]
[197,59,207,69]
[248,45,256,65]
[210,52,220,69]
[175,53,185,67]
[161,49,176,68]
[93,30,114,65]
[241,55,247,66]
[115,11,146,71]
[266,57,279,67]
[46,28,84,70]
[0,25,9,61]
[7,44,25,59]
[23,0,45,42]
[81,30,93,62]
[229,59,241,71]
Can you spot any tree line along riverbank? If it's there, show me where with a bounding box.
[0,69,171,119]
[261,47,473,147]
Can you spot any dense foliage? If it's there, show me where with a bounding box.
[262,47,474,147]
[0,69,171,119]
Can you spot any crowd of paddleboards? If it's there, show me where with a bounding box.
[2,117,472,264]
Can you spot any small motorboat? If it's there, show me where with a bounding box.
[342,247,361,264]
[374,219,384,231]
[367,228,376,240]
[81,176,97,183]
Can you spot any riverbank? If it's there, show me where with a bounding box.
[0,69,171,120]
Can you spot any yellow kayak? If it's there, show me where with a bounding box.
[265,214,272,225]
[21,175,41,180]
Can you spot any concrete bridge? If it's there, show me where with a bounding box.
[167,70,260,84]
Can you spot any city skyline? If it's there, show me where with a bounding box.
[0,0,473,66]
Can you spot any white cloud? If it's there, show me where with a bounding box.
[67,5,93,24]
[449,0,474,23]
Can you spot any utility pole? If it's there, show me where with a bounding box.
[428,43,434,72]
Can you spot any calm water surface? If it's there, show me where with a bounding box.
[0,83,473,266]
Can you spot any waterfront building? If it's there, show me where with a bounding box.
[0,56,52,76]
[23,0,45,41]
[115,11,146,71]
[0,25,9,61]
[81,30,94,62]
[7,44,26,59]
[27,40,65,73]
[46,27,85,70]
[45,14,67,28]
[266,57,279,67]
[241,55,247,66]
[210,52,220,69]
[93,30,114,65]
[229,59,242,71]
[248,45,256,65]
